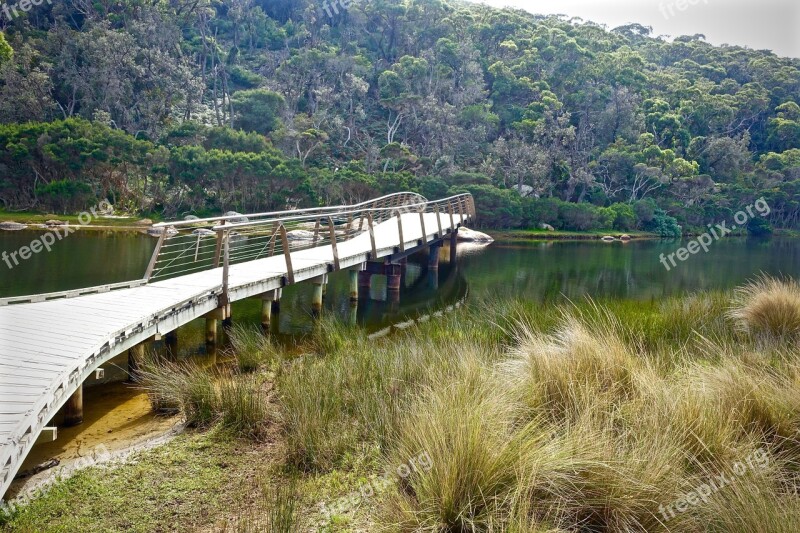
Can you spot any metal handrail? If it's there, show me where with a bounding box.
[152,191,428,229]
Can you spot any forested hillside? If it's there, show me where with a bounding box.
[1,0,799,234]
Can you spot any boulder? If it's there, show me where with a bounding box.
[192,228,216,237]
[147,226,178,237]
[45,219,66,226]
[619,234,632,241]
[286,229,315,241]
[0,221,26,231]
[540,223,555,231]
[224,211,249,224]
[601,235,616,242]
[135,218,154,226]
[457,227,494,243]
[511,184,537,198]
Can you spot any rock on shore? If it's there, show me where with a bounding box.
[457,227,494,243]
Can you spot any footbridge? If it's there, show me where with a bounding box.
[0,192,475,499]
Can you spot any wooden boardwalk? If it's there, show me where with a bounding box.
[0,192,473,499]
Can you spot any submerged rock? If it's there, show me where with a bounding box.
[457,227,494,243]
[192,228,216,237]
[0,221,26,231]
[601,235,616,242]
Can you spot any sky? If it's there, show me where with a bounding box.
[465,0,800,58]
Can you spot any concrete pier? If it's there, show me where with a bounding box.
[450,228,458,264]
[165,330,178,357]
[204,305,229,344]
[258,289,281,329]
[205,318,218,344]
[127,342,146,383]
[311,274,328,316]
[386,263,402,294]
[62,385,83,427]
[358,270,372,299]
[429,244,441,270]
[349,269,360,302]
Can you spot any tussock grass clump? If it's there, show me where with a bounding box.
[228,324,280,373]
[140,356,269,438]
[382,354,535,531]
[139,357,218,427]
[277,356,353,471]
[218,375,268,438]
[729,275,800,340]
[504,314,641,423]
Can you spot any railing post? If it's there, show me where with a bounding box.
[220,230,230,306]
[457,196,465,226]
[144,228,168,281]
[213,221,225,267]
[279,224,295,284]
[312,217,321,246]
[327,216,340,270]
[419,209,427,246]
[396,210,405,252]
[367,212,377,258]
[448,204,455,233]
[435,204,443,237]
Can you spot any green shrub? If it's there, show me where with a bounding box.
[608,202,637,230]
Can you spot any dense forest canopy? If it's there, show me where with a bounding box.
[0,0,798,233]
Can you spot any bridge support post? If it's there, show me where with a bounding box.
[204,305,229,344]
[256,289,281,329]
[428,244,441,271]
[386,263,402,295]
[449,228,459,265]
[350,264,365,302]
[358,270,372,299]
[62,385,83,427]
[311,274,328,317]
[165,330,178,359]
[127,342,146,383]
[206,318,218,344]
[270,293,282,334]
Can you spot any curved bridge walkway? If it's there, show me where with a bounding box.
[0,192,474,499]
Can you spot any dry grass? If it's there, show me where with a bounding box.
[10,280,800,532]
[729,275,800,341]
